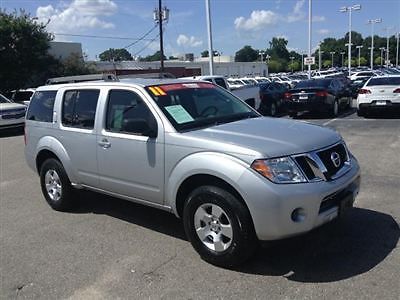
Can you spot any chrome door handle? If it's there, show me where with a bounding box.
[98,139,111,149]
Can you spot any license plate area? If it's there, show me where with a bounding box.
[375,100,387,106]
[299,95,308,100]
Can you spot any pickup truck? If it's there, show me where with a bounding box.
[181,76,261,110]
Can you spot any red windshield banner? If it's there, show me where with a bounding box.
[159,82,215,92]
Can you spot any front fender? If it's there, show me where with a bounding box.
[36,136,77,183]
[166,152,251,216]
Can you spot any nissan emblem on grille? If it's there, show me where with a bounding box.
[330,152,341,168]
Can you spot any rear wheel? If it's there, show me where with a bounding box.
[183,185,257,267]
[269,102,277,117]
[289,111,297,118]
[40,158,75,211]
[331,99,339,117]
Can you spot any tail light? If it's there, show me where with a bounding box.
[359,88,371,94]
[315,90,328,97]
[393,88,400,93]
[284,92,292,100]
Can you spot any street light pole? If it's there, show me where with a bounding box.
[397,31,399,67]
[341,51,345,67]
[330,51,335,67]
[205,0,214,75]
[367,18,382,70]
[308,0,312,79]
[383,27,393,67]
[340,4,361,77]
[379,47,385,67]
[290,56,295,72]
[301,52,304,72]
[356,45,363,67]
[318,44,323,71]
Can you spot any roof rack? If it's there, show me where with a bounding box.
[46,73,118,85]
[117,72,176,79]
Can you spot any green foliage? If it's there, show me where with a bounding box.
[140,51,167,62]
[99,48,133,61]
[359,57,367,66]
[0,10,54,92]
[268,37,290,61]
[268,60,283,73]
[201,50,209,57]
[234,45,259,62]
[323,60,332,68]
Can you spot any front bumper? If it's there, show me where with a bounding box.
[237,157,361,241]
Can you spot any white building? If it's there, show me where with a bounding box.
[48,41,83,61]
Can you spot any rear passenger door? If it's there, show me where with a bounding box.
[96,88,165,204]
[58,88,100,187]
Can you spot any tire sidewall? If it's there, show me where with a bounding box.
[183,186,256,267]
[40,158,73,211]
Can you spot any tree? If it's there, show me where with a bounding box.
[268,37,290,61]
[61,53,96,76]
[267,60,283,73]
[99,48,133,61]
[140,51,167,62]
[234,45,258,62]
[201,50,209,57]
[0,10,54,92]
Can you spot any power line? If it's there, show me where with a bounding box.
[123,25,157,49]
[132,33,160,57]
[53,33,155,41]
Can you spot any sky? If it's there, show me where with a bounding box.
[1,0,399,60]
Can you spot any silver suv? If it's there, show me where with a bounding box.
[25,78,361,267]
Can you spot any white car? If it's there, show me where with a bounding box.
[357,75,400,116]
[0,94,26,129]
[349,71,375,81]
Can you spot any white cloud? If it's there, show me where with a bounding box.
[36,0,117,36]
[234,10,279,31]
[287,0,305,23]
[317,29,330,35]
[313,15,326,22]
[176,34,203,48]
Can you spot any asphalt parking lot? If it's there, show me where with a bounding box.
[1,110,399,299]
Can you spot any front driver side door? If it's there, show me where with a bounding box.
[96,88,165,204]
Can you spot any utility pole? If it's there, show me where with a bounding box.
[367,18,382,70]
[308,0,312,79]
[356,45,363,67]
[340,4,361,77]
[154,1,169,73]
[330,51,335,67]
[205,0,214,75]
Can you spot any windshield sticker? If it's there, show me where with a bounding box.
[165,105,194,124]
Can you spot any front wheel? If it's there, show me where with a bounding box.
[183,186,257,267]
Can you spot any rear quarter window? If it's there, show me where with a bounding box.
[26,91,57,122]
[367,77,400,86]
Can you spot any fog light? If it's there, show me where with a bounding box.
[291,208,306,223]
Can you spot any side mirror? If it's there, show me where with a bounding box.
[122,118,158,138]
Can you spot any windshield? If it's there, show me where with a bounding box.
[367,77,400,86]
[13,91,34,102]
[146,82,259,132]
[294,79,331,89]
[0,94,11,103]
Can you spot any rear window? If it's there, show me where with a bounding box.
[26,91,57,122]
[214,78,228,89]
[294,79,331,89]
[367,77,400,86]
[13,91,34,103]
[62,90,99,129]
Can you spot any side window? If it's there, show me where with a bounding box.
[62,89,99,129]
[26,91,57,122]
[214,78,228,90]
[106,90,156,135]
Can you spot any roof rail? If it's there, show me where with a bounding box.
[46,73,118,85]
[117,72,176,79]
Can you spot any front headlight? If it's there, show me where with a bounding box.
[251,157,307,184]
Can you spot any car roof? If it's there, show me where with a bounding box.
[36,78,203,91]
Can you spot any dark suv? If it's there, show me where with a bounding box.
[284,78,351,117]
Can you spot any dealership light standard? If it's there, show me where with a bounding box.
[397,31,399,67]
[367,18,382,70]
[379,47,385,67]
[259,50,265,63]
[356,45,363,67]
[318,44,323,71]
[383,27,393,67]
[301,52,305,72]
[330,51,335,67]
[340,51,345,67]
[205,0,214,75]
[290,56,295,72]
[340,4,361,76]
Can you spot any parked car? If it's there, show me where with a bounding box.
[349,77,371,98]
[182,75,261,110]
[25,77,360,267]
[284,78,351,117]
[349,71,376,81]
[258,82,288,116]
[357,75,400,116]
[0,93,26,129]
[11,88,36,106]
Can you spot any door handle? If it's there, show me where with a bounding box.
[98,139,111,149]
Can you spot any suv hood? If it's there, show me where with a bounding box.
[0,102,26,110]
[183,117,341,158]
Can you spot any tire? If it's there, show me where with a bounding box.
[269,102,277,117]
[40,158,75,211]
[183,185,257,268]
[356,108,364,117]
[289,111,297,118]
[331,99,339,117]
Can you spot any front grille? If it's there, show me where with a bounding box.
[294,156,316,180]
[2,112,25,119]
[317,144,348,179]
